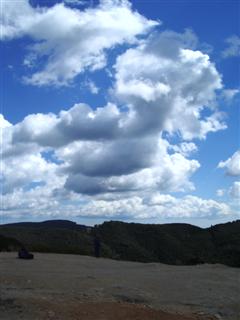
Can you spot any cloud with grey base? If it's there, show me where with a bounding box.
[222,35,240,58]
[0,0,236,220]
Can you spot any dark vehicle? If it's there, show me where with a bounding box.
[18,248,34,260]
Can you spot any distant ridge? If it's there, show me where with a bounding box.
[0,219,239,267]
[3,219,91,231]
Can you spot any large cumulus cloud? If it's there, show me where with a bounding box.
[1,0,157,86]
[62,138,200,194]
[113,29,225,140]
[0,1,235,221]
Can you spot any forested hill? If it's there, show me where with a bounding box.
[0,219,239,267]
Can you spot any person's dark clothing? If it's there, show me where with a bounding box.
[94,238,101,258]
[18,248,34,259]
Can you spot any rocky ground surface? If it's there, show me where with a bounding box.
[0,252,239,320]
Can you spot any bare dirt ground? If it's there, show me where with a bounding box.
[0,252,239,320]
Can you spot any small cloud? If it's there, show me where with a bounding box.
[229,181,240,199]
[85,80,100,95]
[221,88,240,102]
[199,42,213,55]
[23,52,38,69]
[222,35,240,58]
[216,189,225,197]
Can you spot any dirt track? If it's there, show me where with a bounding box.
[0,252,239,320]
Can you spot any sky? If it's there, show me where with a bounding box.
[0,0,239,227]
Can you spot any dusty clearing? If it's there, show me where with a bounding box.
[0,252,239,320]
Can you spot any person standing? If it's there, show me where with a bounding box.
[94,236,101,258]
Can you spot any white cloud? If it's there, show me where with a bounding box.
[0,102,233,221]
[77,194,233,219]
[1,0,157,86]
[0,0,36,39]
[0,4,234,222]
[222,35,240,58]
[2,107,200,197]
[2,152,62,195]
[113,30,225,140]
[218,151,240,177]
[3,25,227,198]
[171,142,198,157]
[1,190,233,220]
[221,88,240,102]
[62,137,200,195]
[146,194,232,219]
[0,114,12,129]
[217,152,240,206]
[12,103,121,147]
[229,181,240,199]
[116,79,171,102]
[216,189,225,197]
[84,80,100,94]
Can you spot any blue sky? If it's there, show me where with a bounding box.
[1,0,239,226]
